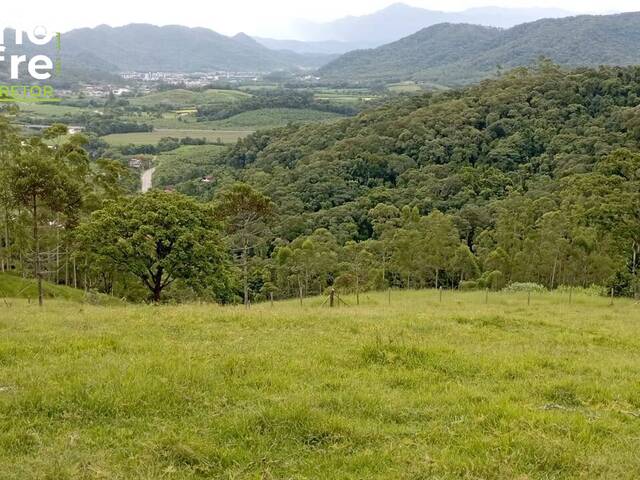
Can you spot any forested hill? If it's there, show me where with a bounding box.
[0,24,333,80]
[175,64,640,291]
[319,12,640,85]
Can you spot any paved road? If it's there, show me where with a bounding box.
[141,167,156,193]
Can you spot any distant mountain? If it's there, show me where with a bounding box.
[291,2,574,46]
[232,32,339,67]
[253,37,368,55]
[0,24,336,82]
[319,12,640,85]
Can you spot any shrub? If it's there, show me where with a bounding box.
[503,282,546,293]
[478,270,505,291]
[459,280,478,290]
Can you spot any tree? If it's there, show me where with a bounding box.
[420,210,459,289]
[451,244,480,283]
[7,137,83,305]
[213,183,274,307]
[340,241,374,304]
[0,114,18,273]
[78,191,232,302]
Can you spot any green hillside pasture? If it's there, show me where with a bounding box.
[153,144,227,187]
[17,103,86,117]
[387,81,423,93]
[1,289,640,478]
[102,129,251,146]
[0,273,116,305]
[129,89,251,108]
[146,108,346,130]
[208,108,345,129]
[314,88,378,104]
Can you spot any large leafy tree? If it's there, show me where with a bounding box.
[78,191,232,302]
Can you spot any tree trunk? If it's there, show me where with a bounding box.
[55,224,60,285]
[242,241,249,308]
[382,249,386,283]
[152,267,164,302]
[356,273,360,305]
[3,208,9,272]
[33,195,43,307]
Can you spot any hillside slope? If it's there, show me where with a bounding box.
[0,273,117,303]
[2,291,640,477]
[320,12,640,85]
[0,24,335,81]
[171,65,640,251]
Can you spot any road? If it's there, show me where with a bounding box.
[141,167,156,193]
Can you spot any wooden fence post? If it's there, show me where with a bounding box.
[610,288,614,306]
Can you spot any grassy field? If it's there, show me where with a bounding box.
[207,108,345,129]
[0,273,117,305]
[144,108,344,130]
[102,129,251,146]
[17,103,86,116]
[153,144,227,187]
[387,81,424,93]
[1,289,639,478]
[129,89,251,108]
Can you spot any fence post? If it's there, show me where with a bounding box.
[270,292,274,307]
[329,288,335,308]
[527,291,531,306]
[439,287,443,303]
[485,288,489,304]
[388,287,391,305]
[610,288,614,306]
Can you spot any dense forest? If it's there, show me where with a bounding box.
[320,12,640,85]
[3,63,640,303]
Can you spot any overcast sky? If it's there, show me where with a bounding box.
[2,0,637,38]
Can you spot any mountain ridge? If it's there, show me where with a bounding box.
[290,2,575,46]
[319,12,640,85]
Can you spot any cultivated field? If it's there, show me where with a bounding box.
[129,89,251,108]
[102,129,252,145]
[1,289,639,478]
[145,108,344,130]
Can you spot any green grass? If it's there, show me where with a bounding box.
[143,108,345,130]
[17,103,85,116]
[0,273,115,304]
[206,108,345,129]
[129,89,251,108]
[153,145,227,187]
[387,81,423,93]
[1,289,639,478]
[102,129,251,146]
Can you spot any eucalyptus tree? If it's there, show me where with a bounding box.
[213,183,275,307]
